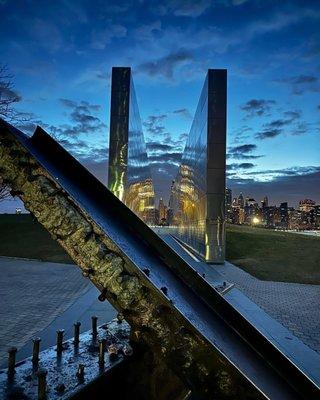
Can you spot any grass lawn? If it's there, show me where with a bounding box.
[226,224,320,285]
[0,215,319,284]
[0,214,73,264]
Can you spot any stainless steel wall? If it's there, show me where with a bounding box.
[108,67,155,224]
[171,69,227,263]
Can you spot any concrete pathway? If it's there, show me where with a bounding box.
[215,261,320,353]
[0,257,116,365]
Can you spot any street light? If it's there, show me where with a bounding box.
[252,217,260,225]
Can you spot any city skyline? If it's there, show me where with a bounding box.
[0,0,319,208]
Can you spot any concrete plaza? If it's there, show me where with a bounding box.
[0,257,116,365]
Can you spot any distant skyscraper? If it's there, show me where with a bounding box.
[280,202,288,229]
[299,199,316,212]
[261,196,268,209]
[238,192,244,208]
[225,188,232,210]
[159,198,166,223]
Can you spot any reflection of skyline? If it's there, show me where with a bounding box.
[108,67,155,224]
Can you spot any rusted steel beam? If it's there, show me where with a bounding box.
[0,119,317,399]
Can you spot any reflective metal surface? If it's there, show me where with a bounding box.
[108,67,155,224]
[171,69,226,263]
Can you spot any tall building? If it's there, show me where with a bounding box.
[299,199,316,212]
[171,69,227,263]
[158,198,167,224]
[225,188,232,210]
[108,67,155,225]
[238,192,244,208]
[261,196,268,209]
[279,202,288,229]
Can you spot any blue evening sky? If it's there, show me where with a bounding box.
[0,0,319,211]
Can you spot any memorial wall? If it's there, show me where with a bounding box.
[171,69,227,263]
[108,67,155,224]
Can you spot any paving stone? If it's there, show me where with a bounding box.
[214,261,320,353]
[0,257,91,362]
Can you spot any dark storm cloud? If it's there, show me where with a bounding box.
[137,49,194,79]
[275,74,320,95]
[240,99,276,117]
[255,128,282,140]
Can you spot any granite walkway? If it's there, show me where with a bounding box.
[0,257,115,364]
[215,261,320,353]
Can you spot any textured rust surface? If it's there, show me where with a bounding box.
[0,124,265,399]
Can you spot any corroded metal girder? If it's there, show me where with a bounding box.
[0,119,317,399]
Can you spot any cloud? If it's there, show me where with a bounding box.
[143,114,167,136]
[283,110,301,120]
[228,162,255,170]
[227,167,320,206]
[228,144,264,160]
[58,98,105,136]
[91,24,127,50]
[255,128,282,140]
[275,74,320,95]
[173,108,192,119]
[153,0,211,17]
[240,99,276,117]
[134,21,162,41]
[263,118,293,129]
[147,142,175,152]
[136,49,194,79]
[149,152,182,164]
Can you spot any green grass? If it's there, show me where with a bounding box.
[226,224,320,285]
[0,214,73,264]
[0,215,319,284]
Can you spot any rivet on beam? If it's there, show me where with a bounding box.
[56,329,64,353]
[117,312,124,323]
[108,344,118,361]
[98,339,107,366]
[122,344,133,356]
[74,322,81,345]
[76,364,85,382]
[37,368,47,400]
[82,268,94,277]
[98,289,108,302]
[91,316,98,337]
[32,338,41,365]
[7,347,17,375]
